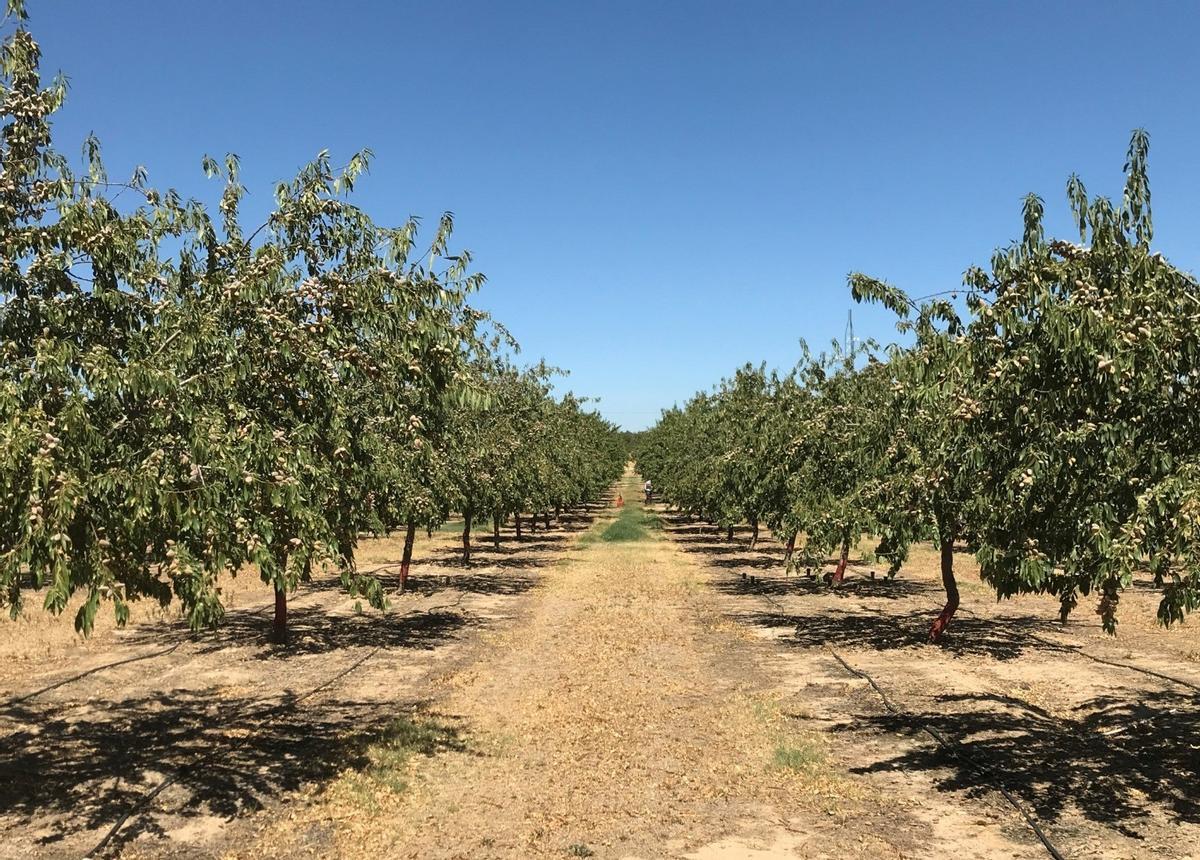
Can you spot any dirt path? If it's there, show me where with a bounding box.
[8,472,1196,859]
[0,515,588,859]
[243,473,924,859]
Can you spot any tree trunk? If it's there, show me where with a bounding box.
[271,549,290,643]
[399,521,416,591]
[544,511,551,530]
[462,511,473,565]
[831,534,851,584]
[784,532,797,565]
[749,519,759,550]
[515,513,522,540]
[493,512,501,549]
[272,585,287,643]
[555,504,561,523]
[726,525,734,541]
[928,536,960,643]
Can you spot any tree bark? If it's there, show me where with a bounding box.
[555,504,561,523]
[749,518,759,551]
[831,534,851,584]
[493,512,501,549]
[399,521,417,591]
[515,512,522,540]
[271,549,290,643]
[544,511,551,530]
[784,532,797,565]
[272,585,287,643]
[726,525,734,541]
[928,535,960,643]
[462,510,473,565]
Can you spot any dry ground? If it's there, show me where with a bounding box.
[0,509,596,858]
[669,515,1200,860]
[3,471,1198,859]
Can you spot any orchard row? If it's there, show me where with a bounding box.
[0,12,625,638]
[638,129,1200,641]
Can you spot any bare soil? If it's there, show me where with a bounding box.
[0,510,595,859]
[670,516,1200,860]
[4,474,1197,860]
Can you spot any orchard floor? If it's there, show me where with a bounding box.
[2,471,1198,859]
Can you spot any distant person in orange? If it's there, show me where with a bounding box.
[615,494,624,508]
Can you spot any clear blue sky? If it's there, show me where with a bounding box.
[34,1,1200,429]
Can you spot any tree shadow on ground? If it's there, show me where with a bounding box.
[381,569,540,598]
[736,608,1070,660]
[846,687,1200,834]
[0,688,469,854]
[704,554,787,571]
[711,574,935,601]
[421,534,568,569]
[118,601,471,659]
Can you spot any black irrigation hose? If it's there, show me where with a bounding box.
[1028,632,1200,694]
[84,595,471,859]
[1,642,182,710]
[954,605,1200,696]
[824,647,1067,860]
[84,641,383,859]
[698,557,1067,860]
[3,568,418,712]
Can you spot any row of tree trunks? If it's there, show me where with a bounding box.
[706,510,960,643]
[271,500,593,642]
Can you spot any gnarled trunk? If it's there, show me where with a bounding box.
[928,536,960,643]
[399,521,417,591]
[462,511,473,565]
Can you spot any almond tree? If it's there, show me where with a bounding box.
[962,130,1200,631]
[781,342,888,584]
[0,6,486,637]
[850,277,976,639]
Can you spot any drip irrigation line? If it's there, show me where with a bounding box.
[696,530,1190,858]
[697,554,1065,859]
[956,605,1200,695]
[84,643,383,859]
[83,596,469,859]
[0,642,182,710]
[1,569,410,711]
[824,647,1066,860]
[1028,632,1200,694]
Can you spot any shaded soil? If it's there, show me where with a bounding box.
[236,474,928,859]
[0,511,596,859]
[667,513,1200,860]
[6,482,1197,859]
